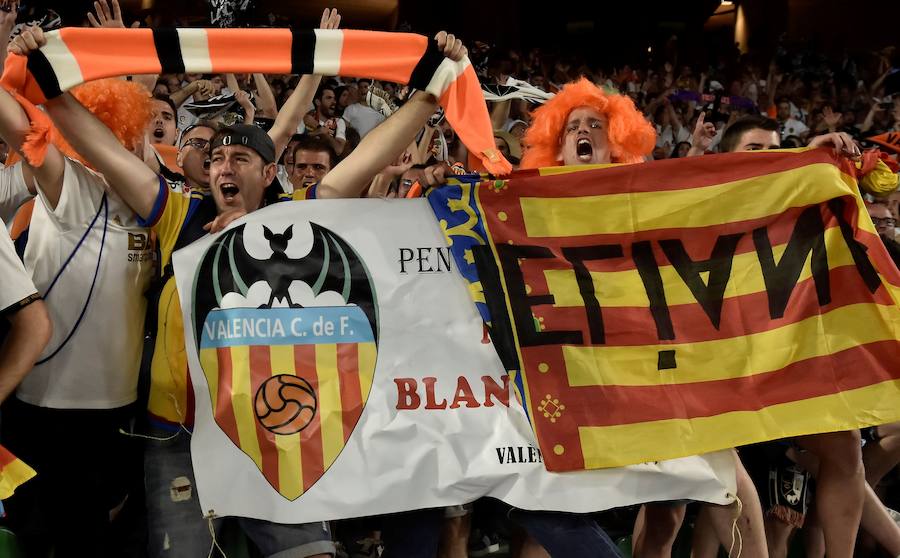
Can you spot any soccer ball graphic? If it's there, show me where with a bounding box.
[255,374,318,435]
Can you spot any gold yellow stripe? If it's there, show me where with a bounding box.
[316,344,344,468]
[536,163,619,176]
[544,226,855,308]
[358,343,377,400]
[270,344,303,500]
[199,347,220,410]
[519,163,856,237]
[577,379,900,468]
[229,345,263,470]
[0,458,36,499]
[565,302,900,387]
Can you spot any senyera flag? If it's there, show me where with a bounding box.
[428,148,900,472]
[0,444,35,500]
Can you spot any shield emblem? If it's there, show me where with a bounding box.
[192,221,378,500]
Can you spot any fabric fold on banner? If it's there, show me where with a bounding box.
[0,27,510,175]
[428,147,900,472]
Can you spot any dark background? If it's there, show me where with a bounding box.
[21,0,900,66]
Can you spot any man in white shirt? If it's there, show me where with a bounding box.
[0,78,153,556]
[309,82,348,155]
[0,220,51,403]
[342,79,386,138]
[776,97,810,140]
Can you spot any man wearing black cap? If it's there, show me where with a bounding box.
[21,23,468,557]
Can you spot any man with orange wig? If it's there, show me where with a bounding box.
[521,77,656,168]
[518,78,774,558]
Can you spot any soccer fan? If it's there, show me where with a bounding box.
[8,21,470,558]
[148,94,178,146]
[708,115,887,558]
[342,79,386,138]
[307,82,348,156]
[291,134,338,192]
[0,222,51,404]
[0,76,155,556]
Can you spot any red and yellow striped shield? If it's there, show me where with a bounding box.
[438,148,900,472]
[199,306,376,500]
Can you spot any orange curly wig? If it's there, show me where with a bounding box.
[521,77,656,168]
[10,78,151,168]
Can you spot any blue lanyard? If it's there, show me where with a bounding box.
[35,193,109,365]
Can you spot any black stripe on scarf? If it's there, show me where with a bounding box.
[27,51,62,99]
[152,28,186,74]
[408,38,445,91]
[290,29,316,75]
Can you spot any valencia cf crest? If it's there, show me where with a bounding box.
[192,221,378,500]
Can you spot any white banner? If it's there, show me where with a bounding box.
[173,198,735,522]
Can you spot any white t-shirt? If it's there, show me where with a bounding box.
[0,163,33,227]
[16,159,153,409]
[0,217,37,314]
[656,124,691,148]
[780,118,809,140]
[342,103,385,138]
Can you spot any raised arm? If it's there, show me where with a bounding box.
[268,8,341,159]
[252,73,278,119]
[0,71,64,204]
[12,24,158,218]
[317,31,466,199]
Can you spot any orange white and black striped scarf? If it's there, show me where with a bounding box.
[0,27,511,175]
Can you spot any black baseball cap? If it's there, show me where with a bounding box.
[210,124,276,165]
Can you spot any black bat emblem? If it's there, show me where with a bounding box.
[193,221,378,344]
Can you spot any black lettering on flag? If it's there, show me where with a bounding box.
[497,244,583,347]
[561,245,624,344]
[632,241,675,340]
[660,233,743,329]
[753,206,830,319]
[827,198,882,294]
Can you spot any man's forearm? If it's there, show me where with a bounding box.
[45,94,158,219]
[0,301,51,404]
[269,74,322,159]
[318,91,437,199]
[252,73,278,118]
[169,81,199,107]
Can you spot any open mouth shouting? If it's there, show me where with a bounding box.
[220,182,240,202]
[576,138,594,162]
[152,127,166,141]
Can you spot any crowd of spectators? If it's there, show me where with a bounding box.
[0,1,898,558]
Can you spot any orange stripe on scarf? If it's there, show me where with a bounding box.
[0,28,511,175]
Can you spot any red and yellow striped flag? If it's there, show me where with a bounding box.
[0,444,35,500]
[430,148,900,472]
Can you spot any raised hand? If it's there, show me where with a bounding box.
[435,31,467,62]
[8,25,45,56]
[194,79,215,99]
[690,111,716,153]
[822,106,842,132]
[383,150,413,178]
[87,0,138,29]
[319,7,341,30]
[808,132,860,159]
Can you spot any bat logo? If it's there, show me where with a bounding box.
[192,220,378,500]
